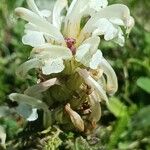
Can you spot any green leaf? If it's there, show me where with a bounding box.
[107,97,127,117]
[107,116,129,150]
[132,105,150,129]
[137,77,150,93]
[2,118,21,139]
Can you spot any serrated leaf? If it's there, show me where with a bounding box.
[137,77,150,93]
[107,97,127,117]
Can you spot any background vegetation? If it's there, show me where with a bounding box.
[0,0,150,149]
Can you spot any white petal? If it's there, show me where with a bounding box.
[40,10,51,18]
[99,58,118,95]
[31,44,72,60]
[27,108,38,121]
[15,7,64,43]
[65,0,77,17]
[85,18,118,41]
[91,4,131,25]
[75,44,91,62]
[42,59,65,75]
[114,27,125,46]
[77,69,108,102]
[64,0,87,38]
[35,0,55,10]
[25,23,38,32]
[89,0,108,11]
[53,0,68,29]
[92,18,110,35]
[24,23,53,43]
[126,16,135,34]
[90,50,102,69]
[27,0,51,19]
[104,25,118,41]
[78,4,133,43]
[22,31,45,47]
[97,75,107,90]
[109,18,124,26]
[92,20,125,45]
[27,0,41,16]
[64,0,108,38]
[81,36,100,53]
[76,36,100,67]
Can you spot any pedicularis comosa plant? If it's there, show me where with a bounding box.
[9,0,134,133]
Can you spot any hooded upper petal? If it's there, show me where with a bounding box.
[78,4,134,45]
[15,7,65,44]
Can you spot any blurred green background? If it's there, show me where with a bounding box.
[0,0,150,149]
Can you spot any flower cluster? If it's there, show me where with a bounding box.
[9,0,134,133]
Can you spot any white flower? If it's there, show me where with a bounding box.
[15,0,134,74]
[14,0,134,127]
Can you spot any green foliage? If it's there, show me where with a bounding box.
[0,0,30,104]
[107,97,127,117]
[137,77,150,93]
